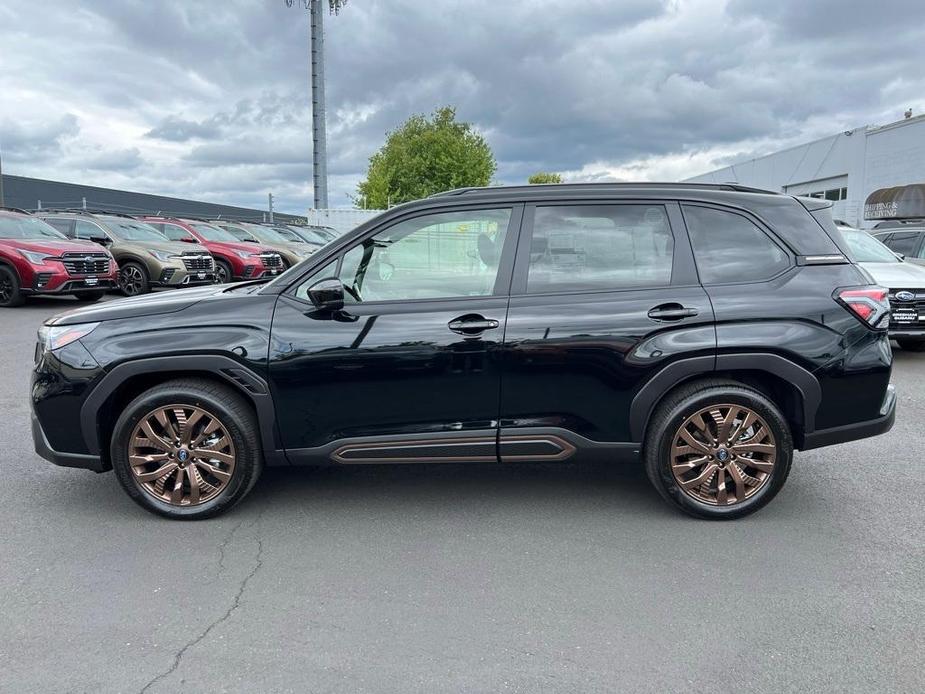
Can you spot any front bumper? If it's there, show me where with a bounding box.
[23,277,117,294]
[153,265,216,287]
[32,412,105,472]
[801,383,896,450]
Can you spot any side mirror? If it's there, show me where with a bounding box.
[307,277,345,312]
[895,252,906,260]
[181,236,199,243]
[91,235,111,246]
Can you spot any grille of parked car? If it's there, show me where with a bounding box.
[260,253,282,268]
[887,289,925,325]
[181,253,214,271]
[61,253,111,276]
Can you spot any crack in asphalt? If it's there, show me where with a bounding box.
[216,516,249,576]
[138,521,265,694]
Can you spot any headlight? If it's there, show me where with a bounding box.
[234,249,256,259]
[148,250,181,261]
[18,249,54,265]
[38,322,100,351]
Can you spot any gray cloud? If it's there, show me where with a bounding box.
[2,0,925,214]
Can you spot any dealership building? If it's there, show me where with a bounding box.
[685,112,925,228]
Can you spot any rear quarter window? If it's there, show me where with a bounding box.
[683,205,791,284]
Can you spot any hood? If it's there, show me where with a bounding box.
[200,239,279,255]
[46,283,234,326]
[1,238,109,256]
[132,239,207,255]
[858,261,925,289]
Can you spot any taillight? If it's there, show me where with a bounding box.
[835,287,890,327]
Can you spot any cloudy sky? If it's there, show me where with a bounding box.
[1,0,924,214]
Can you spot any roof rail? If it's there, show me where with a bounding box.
[428,182,781,198]
[33,207,139,218]
[0,206,32,215]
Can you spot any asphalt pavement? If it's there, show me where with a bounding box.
[1,296,922,693]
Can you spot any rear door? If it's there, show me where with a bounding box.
[498,200,715,457]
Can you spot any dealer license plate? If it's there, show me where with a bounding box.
[892,308,918,323]
[84,277,98,286]
[197,272,206,279]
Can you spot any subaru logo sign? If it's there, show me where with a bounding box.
[896,291,916,302]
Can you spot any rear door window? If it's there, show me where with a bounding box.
[523,204,674,293]
[885,232,920,256]
[682,205,790,284]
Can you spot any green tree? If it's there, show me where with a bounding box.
[357,106,496,208]
[528,172,563,184]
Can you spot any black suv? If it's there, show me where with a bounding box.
[31,184,896,520]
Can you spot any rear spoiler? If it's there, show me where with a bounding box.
[797,197,835,212]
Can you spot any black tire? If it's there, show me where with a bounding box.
[73,290,105,303]
[0,265,25,307]
[644,379,793,520]
[897,339,925,352]
[110,378,263,520]
[118,261,150,296]
[215,258,233,284]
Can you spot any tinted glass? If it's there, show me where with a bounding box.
[161,224,198,242]
[220,225,256,242]
[0,215,67,240]
[74,220,104,240]
[337,208,512,302]
[884,232,919,256]
[683,205,790,284]
[44,218,73,236]
[189,223,239,242]
[98,217,167,242]
[526,204,673,293]
[839,229,899,263]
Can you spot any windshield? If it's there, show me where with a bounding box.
[0,215,67,240]
[190,223,240,243]
[244,225,291,244]
[99,217,169,242]
[289,226,328,244]
[840,228,900,263]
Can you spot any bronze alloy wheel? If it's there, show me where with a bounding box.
[128,404,237,506]
[119,265,146,295]
[669,404,777,506]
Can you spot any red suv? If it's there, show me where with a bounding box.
[0,209,117,307]
[139,217,285,283]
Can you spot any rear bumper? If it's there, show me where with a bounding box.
[801,384,896,450]
[32,412,105,472]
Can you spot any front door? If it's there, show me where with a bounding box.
[269,205,522,464]
[498,201,716,460]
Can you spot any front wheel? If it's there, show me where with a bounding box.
[214,259,233,284]
[0,265,24,307]
[110,379,263,519]
[118,262,150,296]
[897,339,925,352]
[644,381,793,520]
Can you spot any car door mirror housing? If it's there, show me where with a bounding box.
[307,277,345,311]
[91,235,111,246]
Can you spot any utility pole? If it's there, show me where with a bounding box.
[285,1,346,211]
[0,137,5,208]
[268,193,275,223]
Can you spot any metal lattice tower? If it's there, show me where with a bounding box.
[286,0,347,210]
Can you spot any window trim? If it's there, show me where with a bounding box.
[285,203,525,307]
[73,219,110,242]
[680,202,795,287]
[509,201,685,297]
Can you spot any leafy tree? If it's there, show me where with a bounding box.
[357,106,496,208]
[528,172,563,184]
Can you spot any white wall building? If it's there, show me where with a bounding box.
[685,113,925,227]
[306,208,383,234]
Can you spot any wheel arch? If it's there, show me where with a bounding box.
[82,356,284,469]
[631,353,820,449]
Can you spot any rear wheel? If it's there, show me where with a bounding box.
[897,339,925,352]
[215,259,233,284]
[0,265,24,307]
[73,290,105,303]
[118,262,150,296]
[644,380,793,520]
[110,379,263,519]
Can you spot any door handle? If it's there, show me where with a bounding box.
[448,315,500,335]
[647,303,699,322]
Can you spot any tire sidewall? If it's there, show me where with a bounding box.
[118,262,149,296]
[0,265,24,307]
[215,259,233,283]
[651,388,793,520]
[111,386,256,519]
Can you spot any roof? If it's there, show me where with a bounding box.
[430,182,781,198]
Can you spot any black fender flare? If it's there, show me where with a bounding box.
[629,353,821,441]
[80,355,283,463]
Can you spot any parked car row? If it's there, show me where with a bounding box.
[0,207,337,307]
